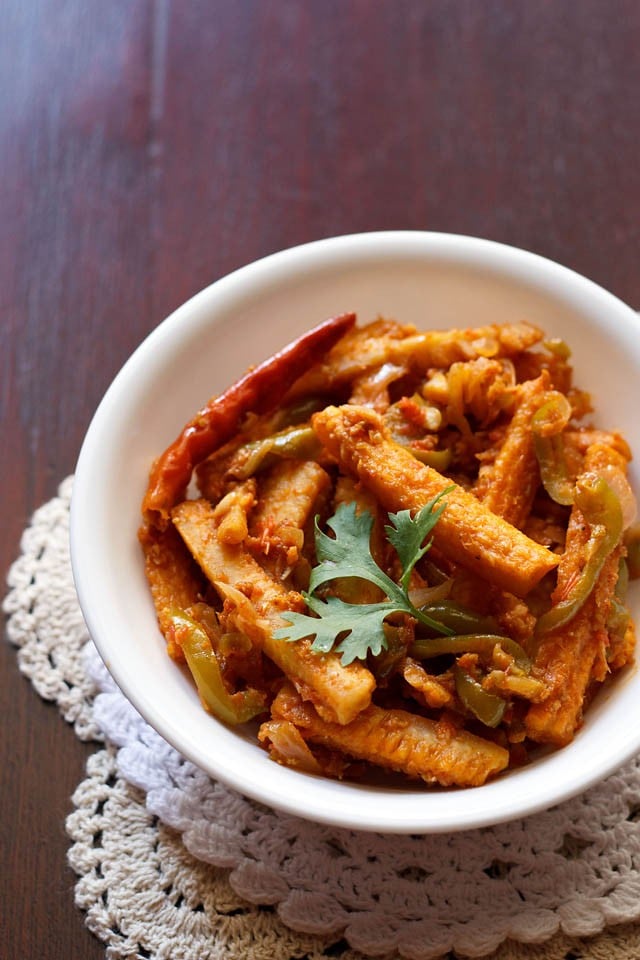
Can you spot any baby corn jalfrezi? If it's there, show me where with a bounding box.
[140,314,637,789]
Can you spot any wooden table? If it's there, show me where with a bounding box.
[2,2,640,957]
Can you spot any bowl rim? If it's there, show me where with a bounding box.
[70,230,640,833]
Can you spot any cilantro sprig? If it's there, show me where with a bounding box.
[274,491,453,665]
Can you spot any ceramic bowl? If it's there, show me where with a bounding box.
[71,232,640,832]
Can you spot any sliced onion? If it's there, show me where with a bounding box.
[408,579,452,607]
[259,719,322,774]
[368,361,406,389]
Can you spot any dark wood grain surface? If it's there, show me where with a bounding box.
[2,2,640,957]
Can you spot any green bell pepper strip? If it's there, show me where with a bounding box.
[615,556,629,600]
[531,394,574,506]
[407,446,453,471]
[607,596,630,645]
[384,395,453,471]
[536,475,623,635]
[410,632,531,671]
[278,395,327,427]
[624,524,640,580]
[453,665,507,728]
[415,600,499,637]
[233,424,323,478]
[168,609,266,725]
[235,412,451,479]
[601,557,630,646]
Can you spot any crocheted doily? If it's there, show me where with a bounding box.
[6,477,640,960]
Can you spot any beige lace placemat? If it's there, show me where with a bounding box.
[6,477,640,960]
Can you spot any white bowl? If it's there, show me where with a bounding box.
[71,231,640,833]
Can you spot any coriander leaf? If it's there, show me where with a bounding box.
[385,489,451,591]
[274,594,396,665]
[275,492,453,665]
[309,501,401,601]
